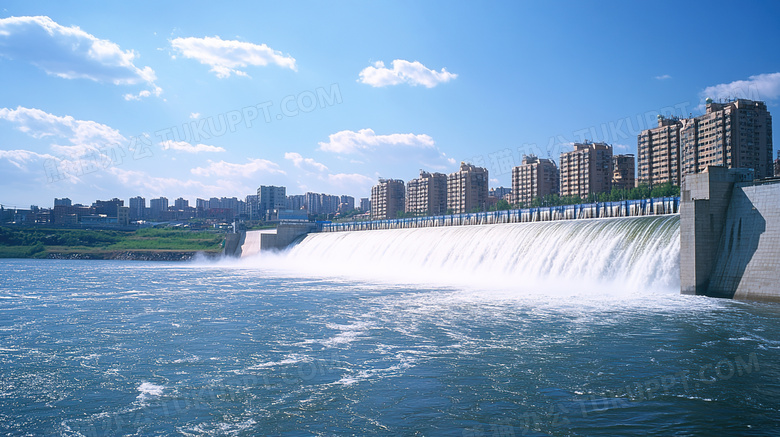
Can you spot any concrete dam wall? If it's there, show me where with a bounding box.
[681,167,780,302]
[226,223,318,257]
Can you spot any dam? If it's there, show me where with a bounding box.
[232,168,780,302]
[238,215,680,294]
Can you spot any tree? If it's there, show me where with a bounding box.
[495,199,511,211]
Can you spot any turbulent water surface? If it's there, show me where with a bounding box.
[2,216,780,436]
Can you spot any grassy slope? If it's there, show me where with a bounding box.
[0,227,224,258]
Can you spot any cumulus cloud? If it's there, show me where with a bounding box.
[284,152,328,172]
[0,106,126,156]
[0,16,160,97]
[170,36,297,78]
[359,60,457,88]
[702,72,780,102]
[160,140,225,153]
[189,112,201,119]
[327,173,374,189]
[190,158,285,178]
[318,128,435,154]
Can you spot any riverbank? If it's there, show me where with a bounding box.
[0,227,225,260]
[45,250,223,261]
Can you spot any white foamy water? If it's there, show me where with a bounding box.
[241,215,680,294]
[137,382,164,399]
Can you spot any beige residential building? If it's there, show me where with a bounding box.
[371,178,405,219]
[511,155,559,204]
[639,99,773,185]
[637,115,681,187]
[446,162,489,213]
[559,142,613,198]
[681,99,773,179]
[406,170,447,216]
[612,154,636,190]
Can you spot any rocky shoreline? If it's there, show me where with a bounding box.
[46,251,224,261]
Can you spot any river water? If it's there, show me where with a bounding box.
[1,216,779,436]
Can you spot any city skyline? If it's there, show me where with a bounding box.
[1,1,780,208]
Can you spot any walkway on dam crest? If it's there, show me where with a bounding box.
[321,197,680,232]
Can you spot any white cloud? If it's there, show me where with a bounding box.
[359,60,457,88]
[327,173,374,191]
[160,140,225,153]
[190,158,285,178]
[170,36,297,78]
[318,128,435,154]
[0,16,160,97]
[0,148,55,170]
[0,106,126,156]
[702,72,780,102]
[655,74,671,80]
[0,147,83,184]
[284,152,328,172]
[123,87,162,101]
[110,167,250,199]
[189,112,201,119]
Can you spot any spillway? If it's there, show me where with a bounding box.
[252,215,681,293]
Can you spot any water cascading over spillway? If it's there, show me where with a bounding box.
[274,215,681,292]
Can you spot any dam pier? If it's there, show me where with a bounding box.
[681,167,780,302]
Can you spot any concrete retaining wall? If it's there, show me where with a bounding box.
[708,181,780,302]
[680,166,780,302]
[240,223,317,253]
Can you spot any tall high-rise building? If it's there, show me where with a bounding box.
[257,185,286,219]
[511,155,559,205]
[286,194,304,211]
[304,192,321,214]
[149,197,168,218]
[196,198,209,210]
[639,99,773,185]
[92,198,123,216]
[637,115,682,187]
[559,142,613,198]
[220,197,240,215]
[447,162,489,214]
[682,99,773,179]
[129,196,145,219]
[321,194,340,215]
[300,192,339,215]
[174,197,189,210]
[54,198,71,207]
[242,195,257,219]
[339,195,355,213]
[406,170,447,216]
[371,179,405,219]
[360,197,370,212]
[612,154,636,190]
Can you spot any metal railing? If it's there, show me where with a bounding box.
[320,197,680,232]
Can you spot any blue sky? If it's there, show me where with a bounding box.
[1,1,779,208]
